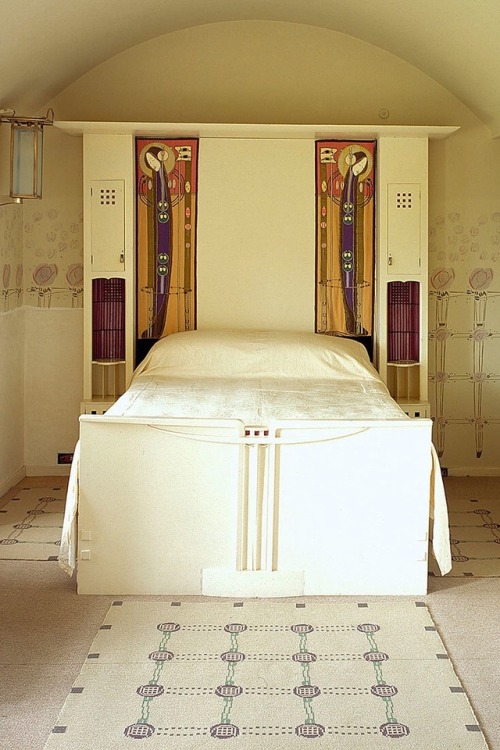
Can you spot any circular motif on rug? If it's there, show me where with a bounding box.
[224,623,247,633]
[296,723,325,738]
[148,650,174,661]
[380,722,410,738]
[291,624,314,634]
[294,685,321,698]
[371,684,398,698]
[157,622,180,632]
[215,684,243,697]
[292,652,317,663]
[364,651,388,662]
[221,651,245,663]
[210,723,239,739]
[124,722,155,739]
[137,684,164,697]
[357,623,380,633]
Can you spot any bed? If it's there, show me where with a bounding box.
[59,329,451,596]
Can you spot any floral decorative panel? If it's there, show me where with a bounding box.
[136,138,198,347]
[315,141,376,338]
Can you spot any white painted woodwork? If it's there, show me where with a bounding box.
[75,122,450,414]
[375,137,429,414]
[82,134,135,410]
[77,415,433,596]
[90,179,125,273]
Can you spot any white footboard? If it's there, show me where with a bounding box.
[76,415,438,596]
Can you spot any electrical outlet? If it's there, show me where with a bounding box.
[57,452,74,465]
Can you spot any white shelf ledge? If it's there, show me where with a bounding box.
[55,121,459,141]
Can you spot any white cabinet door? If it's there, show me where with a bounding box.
[90,180,125,273]
[386,183,421,277]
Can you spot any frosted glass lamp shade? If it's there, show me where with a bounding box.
[10,123,43,199]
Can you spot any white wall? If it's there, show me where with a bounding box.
[0,200,24,494]
[23,308,82,473]
[0,309,24,494]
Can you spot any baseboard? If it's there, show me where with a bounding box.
[25,465,71,477]
[447,467,500,477]
[0,466,26,497]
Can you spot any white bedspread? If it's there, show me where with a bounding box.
[108,329,407,422]
[58,330,451,579]
[59,440,79,577]
[107,376,407,422]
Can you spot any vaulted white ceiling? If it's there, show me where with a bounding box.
[2,0,499,136]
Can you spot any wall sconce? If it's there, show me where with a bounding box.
[0,107,54,202]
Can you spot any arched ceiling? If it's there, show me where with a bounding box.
[2,0,499,136]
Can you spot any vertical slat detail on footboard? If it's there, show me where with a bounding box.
[240,440,278,573]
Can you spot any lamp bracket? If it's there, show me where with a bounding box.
[0,108,54,127]
[0,195,23,207]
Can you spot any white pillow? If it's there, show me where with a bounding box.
[133,329,380,382]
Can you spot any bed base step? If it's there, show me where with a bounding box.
[202,569,305,598]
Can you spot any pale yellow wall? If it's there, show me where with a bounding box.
[20,129,83,472]
[24,307,83,473]
[53,21,467,127]
[23,128,83,309]
[197,138,315,330]
[0,203,24,491]
[2,19,498,478]
[427,125,500,471]
[0,130,83,483]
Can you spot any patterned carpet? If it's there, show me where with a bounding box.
[43,599,488,749]
[0,486,65,560]
[430,478,500,577]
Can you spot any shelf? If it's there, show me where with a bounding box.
[397,401,430,419]
[387,360,419,367]
[91,359,126,400]
[56,121,459,141]
[81,399,116,416]
[387,362,422,403]
[92,359,126,365]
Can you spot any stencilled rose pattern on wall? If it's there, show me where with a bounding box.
[429,211,500,466]
[0,204,23,313]
[24,207,83,308]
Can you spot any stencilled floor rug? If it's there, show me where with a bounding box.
[43,599,488,749]
[0,486,65,560]
[430,478,500,577]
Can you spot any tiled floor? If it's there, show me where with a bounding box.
[0,475,69,509]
